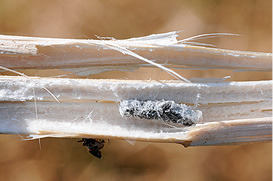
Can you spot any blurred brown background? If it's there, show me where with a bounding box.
[0,0,271,180]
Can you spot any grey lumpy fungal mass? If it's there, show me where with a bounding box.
[119,100,202,126]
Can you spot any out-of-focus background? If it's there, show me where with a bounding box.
[0,0,271,180]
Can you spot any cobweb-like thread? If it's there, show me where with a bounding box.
[119,100,202,126]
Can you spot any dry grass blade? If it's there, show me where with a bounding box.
[0,33,271,73]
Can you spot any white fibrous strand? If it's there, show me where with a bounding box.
[119,100,202,126]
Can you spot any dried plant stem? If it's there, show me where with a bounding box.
[0,34,271,72]
[0,76,271,146]
[0,33,271,146]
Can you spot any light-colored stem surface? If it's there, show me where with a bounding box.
[0,76,271,146]
[0,33,271,146]
[0,34,271,73]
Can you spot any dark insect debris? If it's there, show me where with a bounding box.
[119,100,202,126]
[78,138,105,159]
